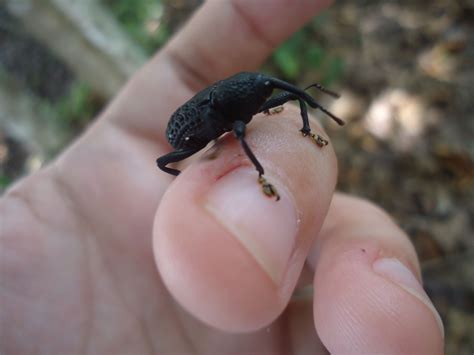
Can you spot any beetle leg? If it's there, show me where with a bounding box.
[267,77,345,126]
[258,92,296,115]
[259,93,329,147]
[156,147,202,176]
[233,121,264,175]
[233,121,280,201]
[296,98,330,147]
[265,106,284,115]
[259,82,337,114]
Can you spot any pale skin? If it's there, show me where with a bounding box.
[0,1,444,354]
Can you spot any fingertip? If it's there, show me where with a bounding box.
[153,109,338,332]
[153,166,288,332]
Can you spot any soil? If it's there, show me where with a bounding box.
[323,1,474,353]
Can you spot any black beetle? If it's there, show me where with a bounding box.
[157,72,344,200]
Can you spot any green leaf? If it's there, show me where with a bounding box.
[273,45,300,79]
[273,31,306,79]
[323,57,344,86]
[306,45,324,68]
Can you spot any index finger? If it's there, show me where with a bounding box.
[104,0,333,146]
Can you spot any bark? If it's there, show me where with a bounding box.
[5,0,147,100]
[0,72,66,161]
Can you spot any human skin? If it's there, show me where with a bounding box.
[0,1,444,354]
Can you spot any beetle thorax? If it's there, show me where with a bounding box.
[213,79,272,123]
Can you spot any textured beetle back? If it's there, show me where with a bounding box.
[166,103,205,149]
[212,72,271,122]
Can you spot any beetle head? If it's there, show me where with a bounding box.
[255,75,274,98]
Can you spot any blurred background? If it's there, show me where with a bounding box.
[0,0,472,353]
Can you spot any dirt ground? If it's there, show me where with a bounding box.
[1,0,473,353]
[323,1,474,353]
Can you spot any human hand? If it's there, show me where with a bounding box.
[0,1,444,354]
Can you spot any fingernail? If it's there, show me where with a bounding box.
[373,258,444,338]
[205,168,298,285]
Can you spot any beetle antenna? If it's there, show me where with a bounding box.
[269,77,319,104]
[313,103,345,126]
[304,83,340,99]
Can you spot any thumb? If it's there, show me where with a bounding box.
[153,105,338,332]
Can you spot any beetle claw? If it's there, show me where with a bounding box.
[263,106,284,116]
[258,176,280,201]
[270,106,284,115]
[313,134,329,147]
[302,131,329,147]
